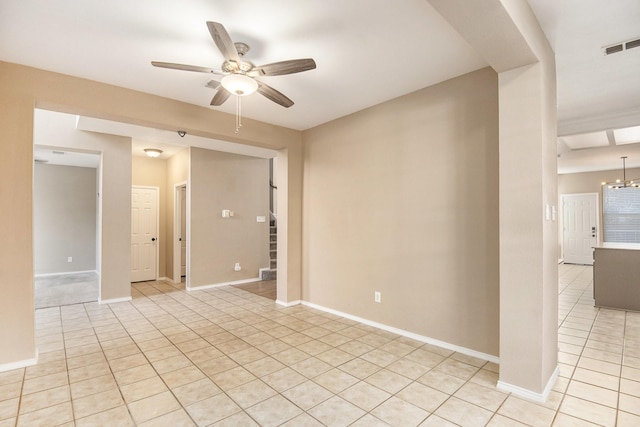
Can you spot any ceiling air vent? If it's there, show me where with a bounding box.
[626,38,640,50]
[604,37,640,55]
[605,44,624,55]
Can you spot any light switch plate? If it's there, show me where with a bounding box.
[257,216,266,223]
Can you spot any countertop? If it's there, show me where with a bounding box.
[593,242,640,250]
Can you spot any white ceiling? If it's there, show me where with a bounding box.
[527,0,640,173]
[3,0,640,173]
[34,146,101,168]
[0,0,485,131]
[527,0,640,129]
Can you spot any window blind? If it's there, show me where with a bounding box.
[603,186,640,243]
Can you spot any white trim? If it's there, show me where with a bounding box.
[497,365,560,403]
[276,299,302,307]
[186,277,262,292]
[158,276,174,284]
[301,301,500,365]
[558,258,563,264]
[0,350,38,373]
[34,270,97,278]
[99,296,132,305]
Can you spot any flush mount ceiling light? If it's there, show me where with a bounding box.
[144,148,163,158]
[602,156,640,188]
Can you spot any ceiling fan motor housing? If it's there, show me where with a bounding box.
[222,58,254,74]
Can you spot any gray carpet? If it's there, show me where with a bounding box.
[34,272,99,309]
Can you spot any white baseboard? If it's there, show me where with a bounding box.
[158,277,174,284]
[300,301,500,365]
[0,350,38,373]
[497,365,559,403]
[276,299,301,307]
[187,277,261,292]
[35,270,97,278]
[99,296,132,305]
[558,258,564,264]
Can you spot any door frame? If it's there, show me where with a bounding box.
[560,192,599,264]
[131,185,160,282]
[173,182,188,287]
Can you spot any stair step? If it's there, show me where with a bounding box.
[261,269,277,281]
[270,260,277,269]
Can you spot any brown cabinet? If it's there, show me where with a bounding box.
[593,244,640,311]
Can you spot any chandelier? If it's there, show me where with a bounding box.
[602,156,640,189]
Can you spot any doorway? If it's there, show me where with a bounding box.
[131,186,159,282]
[562,193,599,265]
[174,183,188,285]
[33,147,101,308]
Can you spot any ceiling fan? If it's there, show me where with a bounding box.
[151,21,316,108]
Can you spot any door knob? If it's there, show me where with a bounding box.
[151,237,156,242]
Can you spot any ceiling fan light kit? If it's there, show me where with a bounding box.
[220,74,258,96]
[152,21,316,133]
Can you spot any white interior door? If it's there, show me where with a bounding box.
[131,186,158,282]
[563,193,598,265]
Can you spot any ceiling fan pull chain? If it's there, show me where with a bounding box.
[235,95,242,134]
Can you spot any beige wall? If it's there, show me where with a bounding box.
[559,168,640,195]
[165,148,190,282]
[0,60,301,367]
[34,164,97,274]
[33,109,132,303]
[496,12,558,396]
[302,68,499,356]
[132,155,168,278]
[429,0,559,397]
[189,148,269,287]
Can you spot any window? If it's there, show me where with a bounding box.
[603,186,640,243]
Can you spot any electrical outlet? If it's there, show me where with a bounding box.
[67,256,73,263]
[374,291,381,303]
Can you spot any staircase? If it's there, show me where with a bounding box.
[261,218,277,280]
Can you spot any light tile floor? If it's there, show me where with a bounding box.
[1,264,640,426]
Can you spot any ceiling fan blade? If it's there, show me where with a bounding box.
[207,21,240,63]
[250,58,316,76]
[257,82,294,108]
[151,61,215,73]
[210,88,231,106]
[205,80,220,89]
